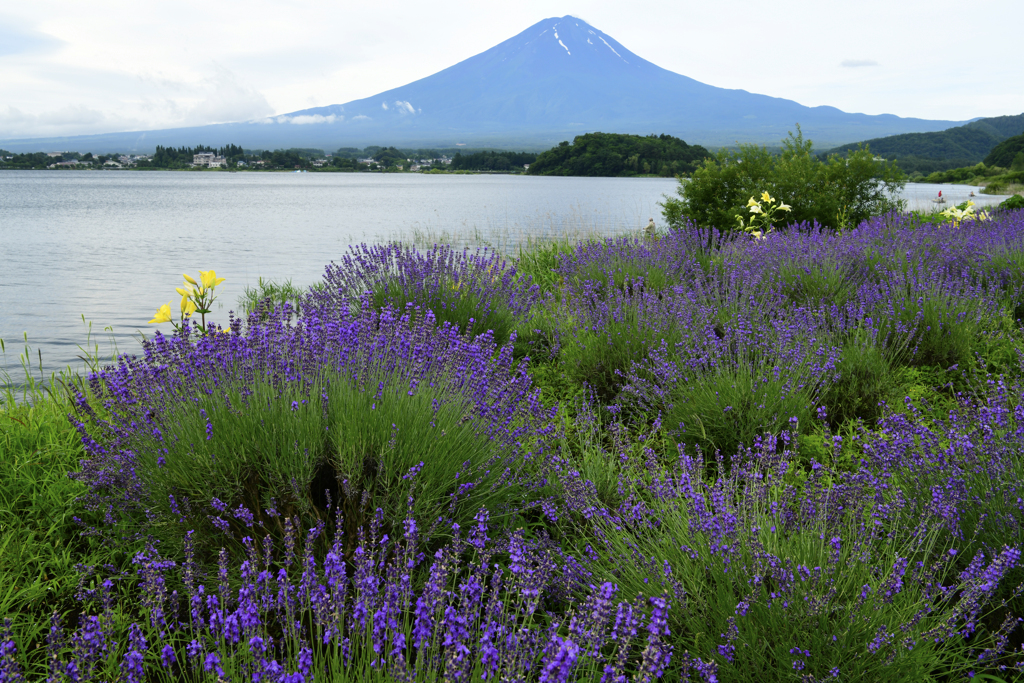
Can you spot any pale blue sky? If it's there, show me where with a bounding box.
[0,0,1021,139]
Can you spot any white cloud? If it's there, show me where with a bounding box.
[179,64,274,125]
[0,0,1021,137]
[381,101,389,110]
[0,104,144,139]
[352,114,371,121]
[0,16,63,57]
[271,114,342,124]
[394,100,416,114]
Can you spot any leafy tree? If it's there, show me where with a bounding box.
[661,127,906,248]
[983,132,1024,168]
[922,163,1006,184]
[373,146,407,167]
[449,150,536,171]
[527,133,709,178]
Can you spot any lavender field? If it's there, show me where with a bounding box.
[4,209,1024,681]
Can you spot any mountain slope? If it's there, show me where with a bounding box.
[984,132,1024,168]
[826,113,1024,165]
[0,16,970,153]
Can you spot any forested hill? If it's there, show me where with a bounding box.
[526,133,709,177]
[984,132,1024,169]
[825,113,1024,174]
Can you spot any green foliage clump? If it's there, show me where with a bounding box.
[983,131,1024,168]
[449,150,537,172]
[922,162,1006,184]
[661,127,906,243]
[0,379,138,675]
[372,146,408,167]
[1001,194,1024,210]
[119,352,542,562]
[820,335,896,426]
[829,123,1004,164]
[528,132,709,178]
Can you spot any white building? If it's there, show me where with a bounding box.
[192,152,226,168]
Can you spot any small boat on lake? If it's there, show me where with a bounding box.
[932,196,946,204]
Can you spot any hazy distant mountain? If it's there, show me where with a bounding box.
[0,16,970,153]
[824,113,1024,174]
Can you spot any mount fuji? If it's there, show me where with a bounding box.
[0,16,966,152]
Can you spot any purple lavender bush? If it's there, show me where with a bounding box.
[309,243,542,346]
[4,501,685,683]
[70,298,556,563]
[544,375,1024,680]
[7,209,1024,681]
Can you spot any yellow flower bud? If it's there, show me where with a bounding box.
[148,303,173,324]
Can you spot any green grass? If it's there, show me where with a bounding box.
[0,379,141,679]
[4,226,1024,680]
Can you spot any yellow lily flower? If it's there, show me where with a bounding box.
[750,230,764,240]
[760,191,774,204]
[748,204,763,214]
[148,303,172,324]
[778,202,792,212]
[746,197,760,208]
[199,270,226,289]
[183,273,198,286]
[180,295,197,317]
[176,286,194,297]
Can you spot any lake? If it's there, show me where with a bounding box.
[0,171,1012,387]
[0,171,676,385]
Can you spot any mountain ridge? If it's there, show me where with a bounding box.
[824,113,1024,174]
[0,16,973,153]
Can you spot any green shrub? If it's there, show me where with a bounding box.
[820,335,895,426]
[514,239,575,295]
[774,258,861,308]
[573,456,994,682]
[661,127,906,240]
[560,293,683,404]
[0,384,137,680]
[1000,194,1024,210]
[130,366,544,561]
[369,276,519,346]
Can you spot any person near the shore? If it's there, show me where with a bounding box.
[645,218,656,240]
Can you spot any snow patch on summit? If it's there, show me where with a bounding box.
[598,36,626,63]
[553,27,570,55]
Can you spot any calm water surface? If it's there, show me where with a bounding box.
[0,171,675,384]
[0,171,1011,386]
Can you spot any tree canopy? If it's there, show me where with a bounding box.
[662,127,906,246]
[527,133,709,178]
[825,114,1024,176]
[449,150,536,171]
[983,132,1024,169]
